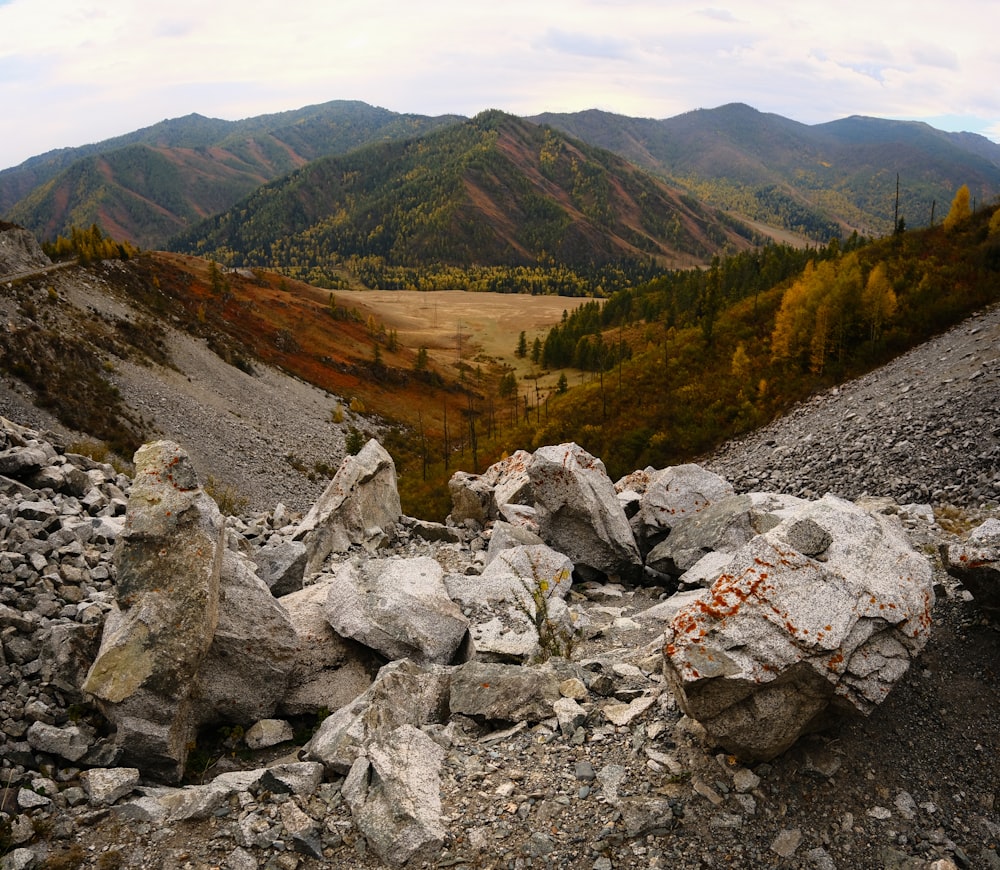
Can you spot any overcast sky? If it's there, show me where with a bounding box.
[2,0,998,172]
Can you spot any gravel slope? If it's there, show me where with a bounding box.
[704,302,1000,512]
[1,262,368,513]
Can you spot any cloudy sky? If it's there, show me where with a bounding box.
[1,0,998,171]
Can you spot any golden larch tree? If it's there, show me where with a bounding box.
[943,185,971,231]
[861,262,897,343]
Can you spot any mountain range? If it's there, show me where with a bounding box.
[3,99,1000,267]
[0,101,460,249]
[169,110,757,286]
[530,103,1000,237]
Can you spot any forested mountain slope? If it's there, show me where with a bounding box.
[531,103,1000,239]
[513,199,1000,483]
[171,111,757,293]
[1,101,461,248]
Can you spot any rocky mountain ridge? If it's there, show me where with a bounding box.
[6,100,1000,251]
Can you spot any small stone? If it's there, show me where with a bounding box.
[245,718,294,749]
[732,768,760,793]
[9,815,34,846]
[894,790,917,820]
[709,812,743,830]
[574,761,597,782]
[596,764,626,805]
[26,721,94,762]
[806,847,837,870]
[644,747,683,775]
[81,767,141,806]
[612,663,644,680]
[553,697,587,735]
[225,846,259,870]
[692,779,724,806]
[17,788,51,809]
[771,828,802,858]
[867,805,892,820]
[1,848,39,870]
[602,695,656,726]
[559,677,588,700]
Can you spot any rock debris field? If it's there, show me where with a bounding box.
[1,298,999,870]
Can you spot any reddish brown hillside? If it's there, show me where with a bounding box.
[143,253,471,432]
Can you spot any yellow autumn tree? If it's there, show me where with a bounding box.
[730,342,751,381]
[770,261,817,363]
[989,206,1000,237]
[771,253,862,369]
[943,185,971,231]
[809,303,832,374]
[861,262,897,343]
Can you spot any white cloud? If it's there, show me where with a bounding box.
[538,29,634,61]
[910,42,959,71]
[0,0,998,171]
[697,8,739,23]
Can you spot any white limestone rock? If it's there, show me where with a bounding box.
[663,494,934,761]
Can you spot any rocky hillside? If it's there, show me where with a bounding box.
[1,227,999,869]
[0,223,50,277]
[0,368,997,870]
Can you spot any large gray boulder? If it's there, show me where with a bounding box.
[448,449,534,526]
[293,440,401,577]
[631,463,735,546]
[277,578,382,717]
[941,518,1000,619]
[304,659,451,775]
[252,539,307,597]
[449,661,562,724]
[526,443,641,582]
[191,549,298,724]
[646,492,806,578]
[445,544,575,662]
[343,725,446,868]
[484,521,545,565]
[447,471,494,526]
[82,441,226,783]
[324,556,470,665]
[662,494,934,762]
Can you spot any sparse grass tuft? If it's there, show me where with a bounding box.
[204,475,250,516]
[66,439,133,476]
[934,504,977,536]
[96,849,124,870]
[38,844,88,869]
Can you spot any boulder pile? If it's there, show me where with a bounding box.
[2,419,994,869]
